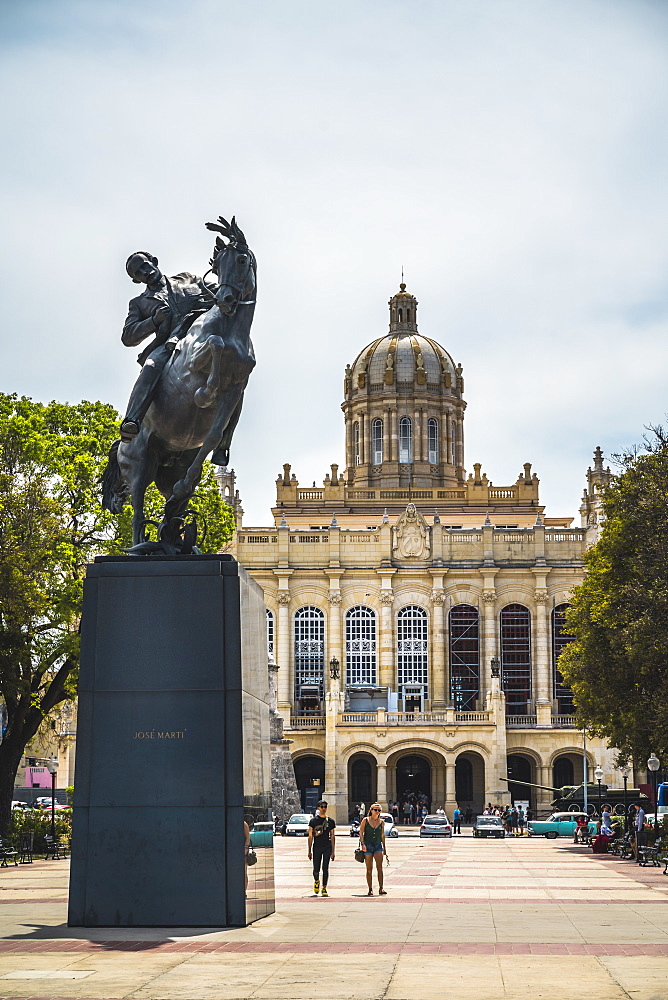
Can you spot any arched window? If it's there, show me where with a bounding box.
[500,604,531,716]
[552,603,574,715]
[353,421,360,466]
[345,606,377,685]
[372,418,383,465]
[428,418,439,464]
[398,308,403,323]
[449,604,479,710]
[399,416,412,463]
[294,606,325,703]
[397,605,428,705]
[553,756,574,788]
[266,608,274,658]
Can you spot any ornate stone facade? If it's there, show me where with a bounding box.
[229,284,621,822]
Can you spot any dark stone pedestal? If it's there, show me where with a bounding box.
[68,555,274,927]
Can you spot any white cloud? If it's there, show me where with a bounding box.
[0,0,666,524]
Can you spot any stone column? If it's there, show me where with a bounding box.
[532,570,551,721]
[345,413,353,473]
[430,589,447,710]
[445,762,457,813]
[327,587,342,692]
[384,409,390,464]
[378,587,395,689]
[377,763,388,811]
[391,409,398,464]
[359,412,366,466]
[480,571,498,707]
[414,408,422,462]
[276,590,291,714]
[324,687,344,823]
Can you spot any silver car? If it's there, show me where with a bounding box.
[420,814,452,837]
[473,815,505,838]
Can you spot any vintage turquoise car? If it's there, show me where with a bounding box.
[527,811,597,839]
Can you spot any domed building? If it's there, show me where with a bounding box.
[343,284,466,490]
[228,284,623,822]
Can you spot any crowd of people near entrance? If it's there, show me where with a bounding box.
[481,802,533,835]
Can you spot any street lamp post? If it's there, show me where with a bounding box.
[46,757,58,843]
[648,753,660,832]
[620,764,631,830]
[594,766,604,818]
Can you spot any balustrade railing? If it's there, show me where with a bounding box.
[455,711,491,722]
[288,716,325,729]
[340,713,376,724]
[386,712,449,725]
[554,715,578,727]
[506,715,537,726]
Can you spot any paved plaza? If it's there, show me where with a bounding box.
[1,832,668,999]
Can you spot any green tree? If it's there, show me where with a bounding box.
[559,431,668,763]
[0,393,235,835]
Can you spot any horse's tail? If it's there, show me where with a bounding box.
[101,440,130,514]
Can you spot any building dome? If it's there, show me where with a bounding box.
[346,284,460,394]
[342,284,466,490]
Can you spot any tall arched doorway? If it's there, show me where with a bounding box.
[348,753,377,818]
[455,751,485,814]
[506,754,533,808]
[293,755,325,811]
[396,754,431,809]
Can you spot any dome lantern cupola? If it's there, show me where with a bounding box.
[389,282,418,334]
[341,284,467,491]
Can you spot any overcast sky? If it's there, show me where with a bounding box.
[1,0,667,525]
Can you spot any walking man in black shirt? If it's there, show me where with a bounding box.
[308,800,336,896]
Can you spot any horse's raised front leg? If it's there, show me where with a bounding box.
[194,335,224,408]
[171,383,246,501]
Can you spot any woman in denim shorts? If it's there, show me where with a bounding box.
[359,802,389,896]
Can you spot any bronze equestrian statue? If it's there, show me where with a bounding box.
[103,216,256,550]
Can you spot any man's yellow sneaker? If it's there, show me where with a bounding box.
[313,880,320,894]
[321,887,329,897]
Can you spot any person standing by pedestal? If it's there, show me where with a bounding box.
[308,800,336,897]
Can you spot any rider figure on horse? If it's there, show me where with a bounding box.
[120,251,219,450]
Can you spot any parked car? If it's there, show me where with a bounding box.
[473,815,505,838]
[285,813,311,836]
[528,812,597,839]
[11,801,29,810]
[350,812,398,838]
[420,814,452,837]
[380,812,399,838]
[249,821,274,848]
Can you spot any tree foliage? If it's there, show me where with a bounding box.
[0,393,235,834]
[559,430,668,762]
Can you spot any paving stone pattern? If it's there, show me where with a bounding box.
[0,833,667,999]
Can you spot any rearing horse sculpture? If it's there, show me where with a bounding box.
[103,217,256,548]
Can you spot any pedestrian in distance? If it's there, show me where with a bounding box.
[308,800,336,896]
[452,805,462,834]
[359,802,389,896]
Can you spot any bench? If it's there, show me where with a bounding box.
[638,837,662,867]
[18,831,34,864]
[0,839,18,867]
[44,835,69,860]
